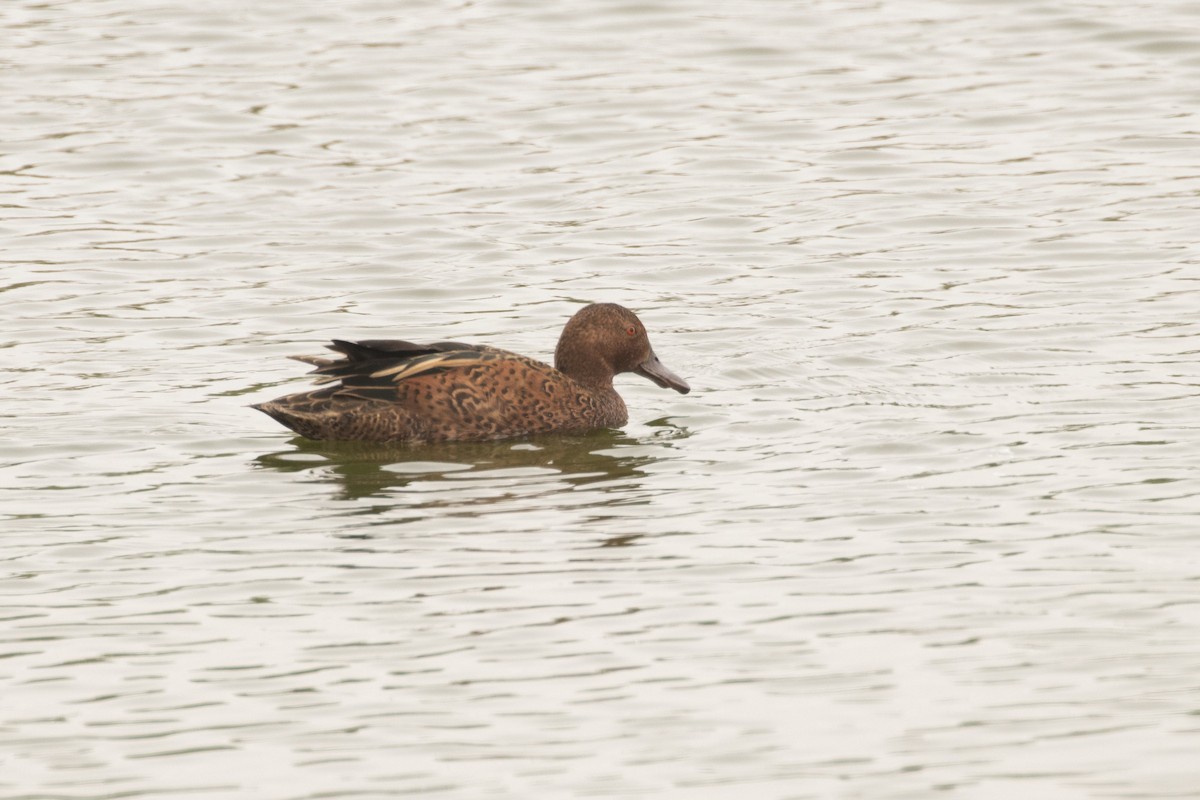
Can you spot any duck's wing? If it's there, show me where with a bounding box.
[291,339,502,385]
[347,348,543,403]
[288,338,532,402]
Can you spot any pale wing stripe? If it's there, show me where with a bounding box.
[370,351,497,382]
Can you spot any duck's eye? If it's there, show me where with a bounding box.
[626,325,637,337]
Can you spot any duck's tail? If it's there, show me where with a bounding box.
[251,399,328,440]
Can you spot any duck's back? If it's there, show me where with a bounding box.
[253,343,626,443]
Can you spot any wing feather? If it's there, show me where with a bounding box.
[280,337,523,399]
[369,350,503,382]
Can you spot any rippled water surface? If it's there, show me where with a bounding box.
[4,1,1200,797]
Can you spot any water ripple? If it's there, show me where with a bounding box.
[3,0,1199,798]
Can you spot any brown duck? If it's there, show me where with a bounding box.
[252,303,690,443]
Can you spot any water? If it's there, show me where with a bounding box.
[3,0,1199,797]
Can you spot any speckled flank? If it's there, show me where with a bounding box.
[253,303,690,443]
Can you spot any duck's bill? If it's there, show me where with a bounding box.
[635,351,691,394]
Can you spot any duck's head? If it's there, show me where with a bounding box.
[554,303,690,394]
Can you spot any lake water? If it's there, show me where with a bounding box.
[3,1,1199,797]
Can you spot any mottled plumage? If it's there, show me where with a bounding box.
[252,303,690,443]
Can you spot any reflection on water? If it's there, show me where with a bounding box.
[253,423,688,503]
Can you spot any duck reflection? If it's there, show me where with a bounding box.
[253,421,689,505]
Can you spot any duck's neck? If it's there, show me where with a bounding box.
[555,350,627,426]
[554,346,616,394]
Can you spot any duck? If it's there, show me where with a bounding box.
[252,303,690,443]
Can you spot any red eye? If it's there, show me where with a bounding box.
[626,326,637,337]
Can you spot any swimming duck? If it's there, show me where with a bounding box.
[252,303,690,442]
